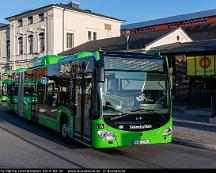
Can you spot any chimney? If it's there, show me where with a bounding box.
[67,1,80,9]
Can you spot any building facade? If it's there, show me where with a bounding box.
[59,27,192,55]
[0,24,10,71]
[0,2,122,71]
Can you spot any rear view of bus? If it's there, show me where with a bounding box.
[92,51,172,148]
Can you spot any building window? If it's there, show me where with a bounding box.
[18,37,23,55]
[67,33,74,48]
[39,13,44,22]
[6,40,10,57]
[104,24,111,30]
[177,35,180,41]
[105,24,112,37]
[88,31,92,41]
[28,16,33,24]
[39,32,45,52]
[93,32,97,40]
[28,35,34,53]
[18,19,23,27]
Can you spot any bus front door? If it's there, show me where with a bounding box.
[74,74,92,146]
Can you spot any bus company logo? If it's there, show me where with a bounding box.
[199,57,211,69]
[130,124,152,130]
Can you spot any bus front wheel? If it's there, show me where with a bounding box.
[60,116,69,141]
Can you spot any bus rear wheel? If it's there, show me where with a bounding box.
[60,117,69,141]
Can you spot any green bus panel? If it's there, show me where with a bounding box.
[91,118,172,148]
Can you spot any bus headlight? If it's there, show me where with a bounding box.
[98,130,116,141]
[162,127,172,137]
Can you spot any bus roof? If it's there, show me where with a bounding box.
[16,68,27,73]
[30,55,65,68]
[101,51,165,59]
[58,51,100,64]
[58,51,165,64]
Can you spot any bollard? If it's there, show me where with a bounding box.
[209,96,216,124]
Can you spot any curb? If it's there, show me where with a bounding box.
[173,138,216,152]
[173,118,216,127]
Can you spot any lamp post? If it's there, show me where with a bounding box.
[124,29,131,51]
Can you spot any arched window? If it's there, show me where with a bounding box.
[6,40,10,57]
[39,32,45,53]
[28,35,34,53]
[18,37,23,55]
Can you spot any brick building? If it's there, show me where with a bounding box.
[121,9,216,108]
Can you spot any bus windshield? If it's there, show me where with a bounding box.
[102,55,170,116]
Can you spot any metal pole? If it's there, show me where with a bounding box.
[126,36,129,51]
[210,96,215,115]
[18,72,24,117]
[125,30,130,51]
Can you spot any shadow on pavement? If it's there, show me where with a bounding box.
[0,108,87,150]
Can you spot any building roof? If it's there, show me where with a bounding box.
[0,23,9,28]
[122,8,216,30]
[148,39,216,54]
[184,23,216,41]
[6,3,123,22]
[59,28,175,56]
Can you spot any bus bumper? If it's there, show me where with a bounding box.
[92,118,172,149]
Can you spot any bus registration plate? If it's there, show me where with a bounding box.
[133,140,149,145]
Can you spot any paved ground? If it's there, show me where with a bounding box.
[0,108,216,168]
[173,105,216,148]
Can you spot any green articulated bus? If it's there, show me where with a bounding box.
[16,55,64,120]
[1,68,34,113]
[12,51,173,148]
[0,69,16,111]
[8,68,27,113]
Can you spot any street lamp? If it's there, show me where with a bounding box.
[124,29,131,51]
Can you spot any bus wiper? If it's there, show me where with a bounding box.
[130,108,166,119]
[106,104,128,120]
[111,114,129,121]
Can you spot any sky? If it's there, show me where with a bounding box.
[1,0,216,25]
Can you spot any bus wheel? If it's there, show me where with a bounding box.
[60,117,69,141]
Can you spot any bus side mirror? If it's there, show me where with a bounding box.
[96,66,105,82]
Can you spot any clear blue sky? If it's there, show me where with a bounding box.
[1,0,216,25]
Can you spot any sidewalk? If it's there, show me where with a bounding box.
[172,105,216,151]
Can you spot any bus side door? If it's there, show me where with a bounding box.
[74,73,92,145]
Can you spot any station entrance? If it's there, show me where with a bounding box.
[187,55,216,109]
[189,77,216,108]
